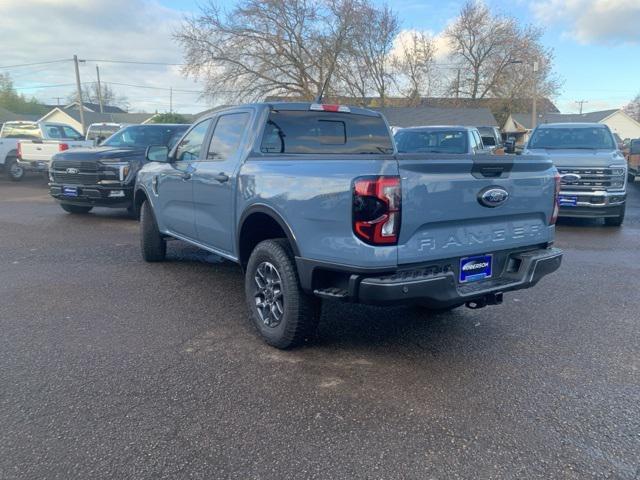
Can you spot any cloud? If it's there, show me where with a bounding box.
[0,0,208,113]
[391,29,451,61]
[532,0,640,45]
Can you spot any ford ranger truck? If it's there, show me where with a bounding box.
[525,123,627,226]
[135,103,563,349]
[49,124,188,215]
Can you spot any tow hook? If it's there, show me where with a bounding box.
[465,292,503,309]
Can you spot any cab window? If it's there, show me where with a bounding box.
[207,113,250,161]
[175,119,212,162]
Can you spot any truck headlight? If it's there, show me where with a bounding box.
[611,168,625,176]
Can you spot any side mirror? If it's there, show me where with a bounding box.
[146,145,170,162]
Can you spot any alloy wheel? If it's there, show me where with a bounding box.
[253,261,284,328]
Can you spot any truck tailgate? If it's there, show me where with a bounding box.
[397,154,556,265]
[20,141,92,162]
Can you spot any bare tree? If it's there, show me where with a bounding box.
[624,93,640,122]
[175,0,360,102]
[349,4,399,106]
[445,1,559,100]
[392,31,436,105]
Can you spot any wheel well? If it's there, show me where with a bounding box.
[239,212,292,269]
[134,189,148,215]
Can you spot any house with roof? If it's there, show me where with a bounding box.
[504,109,640,146]
[44,101,128,114]
[38,107,157,133]
[372,106,498,129]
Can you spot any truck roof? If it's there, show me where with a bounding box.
[537,122,606,129]
[396,125,477,131]
[203,102,384,118]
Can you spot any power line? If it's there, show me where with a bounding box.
[84,59,186,66]
[13,82,80,90]
[0,59,71,70]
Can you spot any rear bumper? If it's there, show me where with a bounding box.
[17,159,48,172]
[49,183,133,208]
[296,247,562,308]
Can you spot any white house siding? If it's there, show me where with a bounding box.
[602,111,640,140]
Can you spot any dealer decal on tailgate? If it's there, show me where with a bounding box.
[459,254,493,283]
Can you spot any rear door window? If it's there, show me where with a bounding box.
[207,113,250,161]
[260,110,393,154]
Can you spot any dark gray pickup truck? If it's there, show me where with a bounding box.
[135,102,562,348]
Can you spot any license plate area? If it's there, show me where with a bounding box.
[558,194,577,207]
[62,186,78,197]
[459,254,493,283]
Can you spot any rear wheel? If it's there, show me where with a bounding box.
[6,157,24,181]
[245,239,320,349]
[604,204,625,227]
[60,203,93,214]
[140,200,166,262]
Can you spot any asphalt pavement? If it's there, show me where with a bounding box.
[0,174,638,479]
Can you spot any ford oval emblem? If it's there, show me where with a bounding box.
[478,187,509,208]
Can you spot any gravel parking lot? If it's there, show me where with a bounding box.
[1,175,639,479]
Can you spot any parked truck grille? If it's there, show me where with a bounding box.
[558,167,623,192]
[51,160,117,185]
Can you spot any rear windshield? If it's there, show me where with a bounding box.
[0,123,41,139]
[102,125,188,149]
[260,110,393,154]
[477,127,497,146]
[395,129,468,154]
[87,125,120,141]
[529,127,615,150]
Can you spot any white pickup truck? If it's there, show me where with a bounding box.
[0,121,92,181]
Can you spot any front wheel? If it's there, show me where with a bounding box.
[140,201,166,262]
[245,239,320,349]
[60,203,93,214]
[6,158,24,181]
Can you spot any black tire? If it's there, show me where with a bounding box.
[140,200,166,262]
[6,157,25,181]
[60,203,93,214]
[245,239,320,349]
[628,172,636,183]
[604,205,625,227]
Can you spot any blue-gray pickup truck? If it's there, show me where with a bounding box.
[134,102,563,348]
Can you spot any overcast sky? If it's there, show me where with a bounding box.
[1,0,638,115]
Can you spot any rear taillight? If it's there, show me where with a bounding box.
[550,172,561,225]
[58,143,69,152]
[17,142,22,159]
[353,176,401,245]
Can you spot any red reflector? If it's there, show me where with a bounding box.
[58,143,69,152]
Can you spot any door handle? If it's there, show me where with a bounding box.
[213,172,229,183]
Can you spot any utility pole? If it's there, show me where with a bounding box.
[575,100,588,114]
[169,87,173,113]
[455,68,461,99]
[96,65,104,113]
[531,60,539,131]
[73,55,86,135]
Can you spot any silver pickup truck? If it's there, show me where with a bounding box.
[525,123,627,226]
